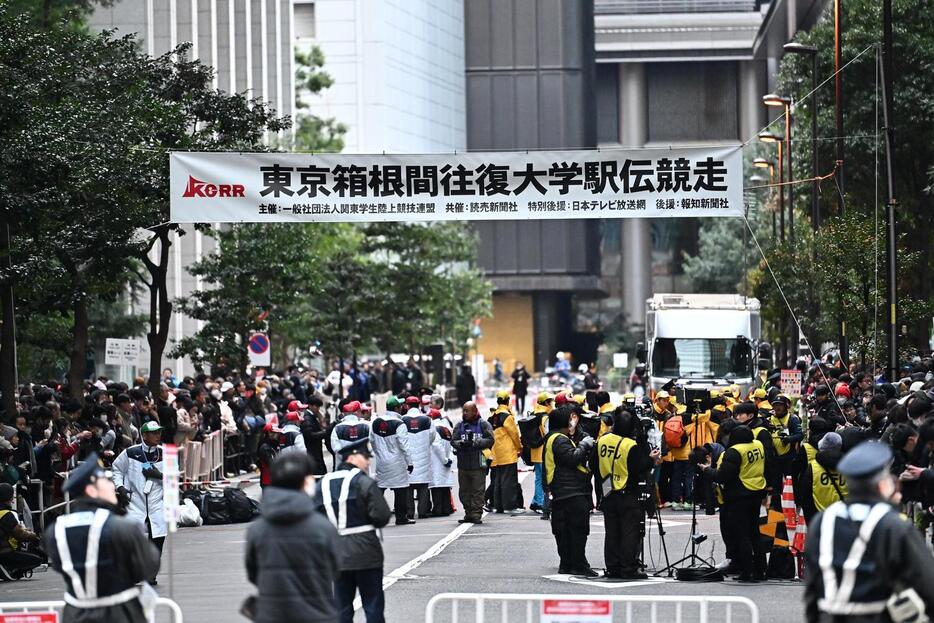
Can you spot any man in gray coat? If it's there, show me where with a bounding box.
[246,453,340,623]
[451,402,495,524]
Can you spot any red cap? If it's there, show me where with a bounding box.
[285,411,301,423]
[288,400,308,412]
[405,396,420,406]
[554,393,572,406]
[428,408,442,420]
[834,383,851,398]
[263,422,281,433]
[342,401,362,413]
[420,395,431,404]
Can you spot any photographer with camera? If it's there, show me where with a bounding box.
[700,424,768,583]
[598,407,660,579]
[769,395,802,481]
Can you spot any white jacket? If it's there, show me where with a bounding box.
[369,411,412,489]
[429,417,455,488]
[112,442,167,538]
[279,423,307,456]
[403,409,436,485]
[330,415,370,456]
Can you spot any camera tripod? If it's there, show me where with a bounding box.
[653,472,720,579]
[638,480,671,574]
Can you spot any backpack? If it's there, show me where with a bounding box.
[224,487,256,523]
[200,493,230,525]
[663,416,686,449]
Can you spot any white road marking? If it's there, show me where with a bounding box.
[354,470,532,612]
[542,574,676,589]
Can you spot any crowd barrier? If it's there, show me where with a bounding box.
[424,593,760,623]
[179,431,224,484]
[0,597,183,622]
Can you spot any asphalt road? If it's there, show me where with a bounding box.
[1,465,804,623]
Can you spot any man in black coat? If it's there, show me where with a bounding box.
[315,438,392,623]
[455,365,477,407]
[246,453,340,623]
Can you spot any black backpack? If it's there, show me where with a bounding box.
[224,487,256,523]
[200,493,230,525]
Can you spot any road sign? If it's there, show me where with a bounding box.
[104,338,140,366]
[248,332,271,367]
[541,599,612,623]
[0,615,59,623]
[612,353,629,369]
[780,369,802,397]
[162,444,180,532]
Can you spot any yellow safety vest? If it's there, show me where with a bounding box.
[544,433,589,485]
[803,441,818,464]
[597,433,637,492]
[597,403,615,438]
[0,510,19,551]
[715,453,726,504]
[731,440,766,492]
[811,460,847,512]
[751,426,769,447]
[770,414,793,456]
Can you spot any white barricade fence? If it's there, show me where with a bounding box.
[181,431,224,483]
[424,593,760,623]
[0,597,184,623]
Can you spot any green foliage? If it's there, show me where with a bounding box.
[7,0,113,30]
[291,47,346,153]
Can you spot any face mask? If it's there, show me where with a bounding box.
[569,417,578,433]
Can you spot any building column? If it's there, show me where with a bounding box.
[619,63,652,327]
[739,60,765,143]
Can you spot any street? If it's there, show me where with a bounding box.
[2,469,804,623]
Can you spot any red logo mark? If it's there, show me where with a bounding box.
[182,176,245,198]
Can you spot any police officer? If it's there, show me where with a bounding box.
[315,439,392,623]
[111,420,165,584]
[45,454,160,623]
[701,424,767,582]
[597,408,659,579]
[804,441,934,622]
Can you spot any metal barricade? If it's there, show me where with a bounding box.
[181,432,224,484]
[0,597,184,622]
[425,593,760,623]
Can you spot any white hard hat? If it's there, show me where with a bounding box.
[578,364,588,373]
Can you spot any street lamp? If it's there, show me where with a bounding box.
[758,132,784,243]
[763,94,795,249]
[784,42,820,233]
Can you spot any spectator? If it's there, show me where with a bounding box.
[450,402,494,524]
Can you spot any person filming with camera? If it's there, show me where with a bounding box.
[597,407,660,579]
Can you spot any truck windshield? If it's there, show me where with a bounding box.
[652,338,752,379]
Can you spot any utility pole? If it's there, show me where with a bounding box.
[881,0,898,380]
[834,0,848,367]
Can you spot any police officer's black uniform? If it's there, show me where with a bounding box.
[314,439,392,623]
[804,442,934,623]
[44,454,160,623]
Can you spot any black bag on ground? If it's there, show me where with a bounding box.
[767,546,795,579]
[200,493,230,525]
[224,487,255,523]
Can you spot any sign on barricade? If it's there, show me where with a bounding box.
[163,443,180,532]
[0,614,58,623]
[542,599,611,623]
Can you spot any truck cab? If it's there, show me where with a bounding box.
[640,294,761,399]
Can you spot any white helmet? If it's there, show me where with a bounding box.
[578,363,588,373]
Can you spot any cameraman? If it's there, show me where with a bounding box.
[598,408,659,579]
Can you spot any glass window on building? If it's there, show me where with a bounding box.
[647,61,738,143]
[294,2,315,39]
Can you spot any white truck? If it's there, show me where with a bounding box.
[636,293,761,399]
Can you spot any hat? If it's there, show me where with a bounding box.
[386,396,403,410]
[773,394,791,406]
[0,483,13,503]
[536,391,555,405]
[288,400,309,412]
[220,381,234,393]
[263,422,282,433]
[655,390,670,400]
[495,390,510,401]
[342,401,362,414]
[835,384,852,399]
[427,408,442,420]
[140,421,163,434]
[750,388,767,400]
[622,392,635,402]
[554,392,573,406]
[818,432,843,452]
[405,396,420,406]
[63,454,108,496]
[338,438,372,459]
[733,402,757,416]
[285,411,301,423]
[837,441,892,479]
[420,395,431,405]
[814,384,831,396]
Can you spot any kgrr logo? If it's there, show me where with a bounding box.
[182,176,245,198]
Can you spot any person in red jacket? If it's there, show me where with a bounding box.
[257,423,281,490]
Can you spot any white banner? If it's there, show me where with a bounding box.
[104,338,140,366]
[170,146,744,223]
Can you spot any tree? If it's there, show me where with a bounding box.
[777,0,934,353]
[292,47,346,153]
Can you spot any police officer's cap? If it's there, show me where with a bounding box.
[837,441,892,480]
[733,402,757,416]
[63,454,108,496]
[338,438,372,459]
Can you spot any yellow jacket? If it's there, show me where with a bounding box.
[685,409,720,450]
[597,402,615,438]
[490,406,521,466]
[528,405,550,464]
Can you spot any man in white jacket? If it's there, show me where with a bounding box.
[279,411,307,456]
[112,420,166,584]
[402,396,436,520]
[428,408,455,517]
[331,401,370,470]
[370,396,415,525]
